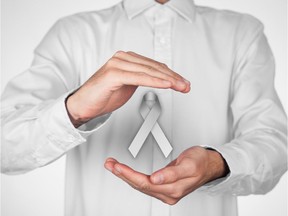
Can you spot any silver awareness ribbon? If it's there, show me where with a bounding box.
[129,92,173,158]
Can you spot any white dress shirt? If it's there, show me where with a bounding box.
[1,0,287,215]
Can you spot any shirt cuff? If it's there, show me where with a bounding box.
[197,145,234,194]
[77,113,111,138]
[32,91,111,165]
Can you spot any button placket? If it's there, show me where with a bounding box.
[151,6,175,216]
[154,15,172,68]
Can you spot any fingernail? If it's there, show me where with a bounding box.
[105,165,113,172]
[184,79,190,85]
[106,158,114,162]
[152,174,164,184]
[114,165,121,174]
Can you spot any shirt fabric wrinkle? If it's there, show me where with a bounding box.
[1,0,287,215]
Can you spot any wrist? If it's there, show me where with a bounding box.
[204,148,230,183]
[65,94,89,128]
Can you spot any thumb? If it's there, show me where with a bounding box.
[150,162,191,185]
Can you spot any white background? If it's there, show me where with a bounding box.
[1,0,287,215]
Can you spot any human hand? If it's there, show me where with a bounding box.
[104,146,229,205]
[66,51,190,127]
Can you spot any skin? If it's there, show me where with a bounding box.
[66,51,190,127]
[67,0,230,203]
[156,0,169,4]
[104,146,229,205]
[66,50,229,205]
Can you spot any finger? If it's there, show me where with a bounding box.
[114,163,197,201]
[183,82,191,93]
[104,157,118,172]
[110,165,177,204]
[106,157,117,162]
[158,177,199,200]
[113,163,153,191]
[109,162,180,204]
[165,158,178,167]
[108,162,164,198]
[104,159,142,189]
[110,163,167,193]
[150,163,192,185]
[105,161,195,204]
[105,158,150,190]
[126,51,187,81]
[108,57,189,91]
[114,51,189,83]
[124,52,191,93]
[127,52,189,84]
[112,69,189,93]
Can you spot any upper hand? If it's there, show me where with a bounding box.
[66,51,190,127]
[104,146,229,205]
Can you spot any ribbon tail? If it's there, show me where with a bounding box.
[129,106,160,158]
[151,123,173,158]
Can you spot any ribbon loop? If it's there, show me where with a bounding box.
[129,92,173,158]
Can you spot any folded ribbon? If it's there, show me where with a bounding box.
[129,92,173,158]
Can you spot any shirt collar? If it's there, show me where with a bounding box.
[122,0,196,22]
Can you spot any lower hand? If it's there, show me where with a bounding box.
[104,146,229,205]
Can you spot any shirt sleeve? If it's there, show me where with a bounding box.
[200,19,287,195]
[1,19,110,175]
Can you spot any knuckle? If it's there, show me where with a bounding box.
[154,62,164,70]
[146,65,154,71]
[133,72,148,84]
[113,50,125,57]
[160,63,168,68]
[150,76,161,83]
[137,72,148,79]
[106,58,118,67]
[154,62,168,70]
[137,72,146,76]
